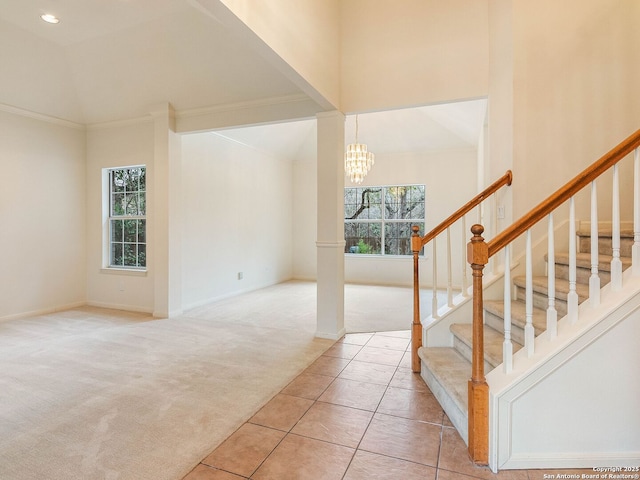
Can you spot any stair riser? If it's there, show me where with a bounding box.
[515,287,568,317]
[453,336,494,372]
[485,310,526,345]
[554,264,611,285]
[419,359,468,445]
[578,235,633,257]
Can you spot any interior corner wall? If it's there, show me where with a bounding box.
[509,0,640,223]
[292,148,477,287]
[85,121,155,313]
[180,132,294,309]
[340,0,489,113]
[0,110,86,319]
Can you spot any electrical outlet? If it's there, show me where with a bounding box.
[497,205,505,219]
[237,272,243,280]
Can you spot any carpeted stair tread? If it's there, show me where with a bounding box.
[450,323,521,369]
[419,347,470,412]
[552,252,632,271]
[484,299,547,334]
[576,228,633,238]
[513,275,589,302]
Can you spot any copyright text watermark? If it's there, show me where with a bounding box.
[542,467,640,479]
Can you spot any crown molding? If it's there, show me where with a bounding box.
[2,94,320,133]
[175,93,312,120]
[0,103,85,130]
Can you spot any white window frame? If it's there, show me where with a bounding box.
[344,184,425,257]
[104,166,147,271]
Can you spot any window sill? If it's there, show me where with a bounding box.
[345,254,426,260]
[100,267,147,277]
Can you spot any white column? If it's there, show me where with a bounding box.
[568,197,579,324]
[634,149,640,276]
[461,215,470,296]
[524,230,535,356]
[611,164,622,290]
[589,181,600,306]
[446,227,453,307]
[503,245,513,373]
[151,103,182,318]
[547,213,557,339]
[316,111,346,340]
[432,240,439,319]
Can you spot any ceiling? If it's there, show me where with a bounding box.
[0,1,486,157]
[0,0,308,125]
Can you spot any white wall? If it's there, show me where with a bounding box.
[292,155,317,281]
[181,131,294,309]
[0,110,86,319]
[293,148,478,287]
[340,0,489,113]
[508,0,640,222]
[85,120,155,313]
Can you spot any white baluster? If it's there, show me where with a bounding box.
[525,230,535,356]
[590,181,600,306]
[432,239,439,319]
[634,148,640,276]
[568,197,579,324]
[547,213,558,339]
[503,245,513,373]
[446,227,453,307]
[461,216,470,296]
[611,164,622,290]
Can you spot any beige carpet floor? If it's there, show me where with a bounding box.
[0,281,439,480]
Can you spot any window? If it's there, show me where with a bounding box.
[108,166,146,269]
[344,184,425,255]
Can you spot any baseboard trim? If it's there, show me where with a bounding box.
[0,301,86,323]
[86,301,153,315]
[500,451,640,470]
[315,327,346,341]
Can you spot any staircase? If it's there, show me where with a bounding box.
[418,227,634,447]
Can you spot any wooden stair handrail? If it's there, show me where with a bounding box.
[410,170,513,372]
[419,170,513,248]
[488,129,640,257]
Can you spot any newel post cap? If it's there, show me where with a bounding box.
[467,224,488,265]
[411,225,422,253]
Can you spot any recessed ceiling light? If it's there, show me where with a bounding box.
[41,14,60,24]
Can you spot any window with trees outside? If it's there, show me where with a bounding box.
[344,184,425,256]
[109,166,146,269]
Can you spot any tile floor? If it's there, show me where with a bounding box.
[181,331,598,480]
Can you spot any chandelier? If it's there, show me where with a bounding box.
[344,115,374,184]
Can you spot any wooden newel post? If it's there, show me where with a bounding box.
[467,224,489,465]
[411,225,422,373]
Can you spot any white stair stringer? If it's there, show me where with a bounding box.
[487,269,640,471]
